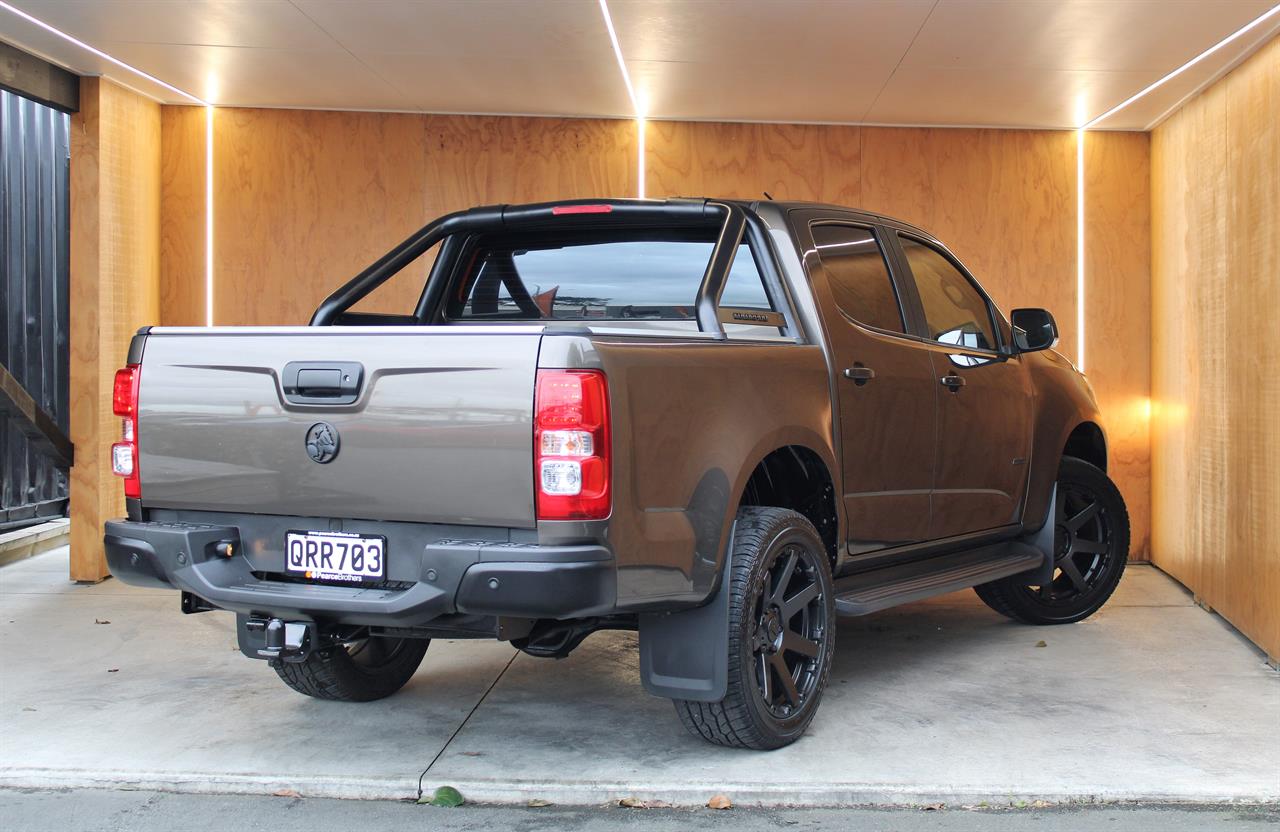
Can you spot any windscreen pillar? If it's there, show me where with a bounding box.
[68,77,161,581]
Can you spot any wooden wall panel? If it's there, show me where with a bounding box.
[1151,35,1279,659]
[645,120,861,203]
[159,105,206,326]
[69,77,161,581]
[212,108,429,326]
[1086,132,1153,558]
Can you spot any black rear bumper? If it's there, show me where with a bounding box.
[104,518,615,626]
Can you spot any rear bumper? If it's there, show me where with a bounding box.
[103,518,615,626]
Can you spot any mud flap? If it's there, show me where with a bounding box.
[1028,482,1058,585]
[637,529,733,703]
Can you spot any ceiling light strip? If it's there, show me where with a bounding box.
[1083,3,1280,128]
[597,0,646,198]
[0,1,209,106]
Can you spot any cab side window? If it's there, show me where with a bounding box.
[899,236,998,351]
[811,224,905,333]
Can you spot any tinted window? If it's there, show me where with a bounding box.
[900,236,998,351]
[452,236,770,320]
[811,224,904,333]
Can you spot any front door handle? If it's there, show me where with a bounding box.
[939,373,966,392]
[843,366,875,386]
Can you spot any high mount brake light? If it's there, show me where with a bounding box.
[551,204,613,215]
[111,364,141,498]
[534,370,611,520]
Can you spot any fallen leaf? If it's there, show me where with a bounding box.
[106,668,119,673]
[526,798,552,808]
[94,619,111,625]
[22,707,36,712]
[707,794,733,810]
[1030,800,1052,808]
[459,751,483,757]
[1035,640,1048,648]
[647,800,673,809]
[618,797,647,808]
[272,789,300,798]
[922,803,945,811]
[428,786,464,807]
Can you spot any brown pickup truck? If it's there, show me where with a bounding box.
[103,198,1128,750]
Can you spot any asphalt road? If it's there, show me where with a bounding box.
[2,789,1276,832]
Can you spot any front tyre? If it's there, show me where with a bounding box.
[675,507,836,750]
[272,635,428,702]
[975,455,1129,625]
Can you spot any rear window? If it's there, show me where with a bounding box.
[447,231,772,321]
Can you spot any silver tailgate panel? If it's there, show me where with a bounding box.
[137,328,541,528]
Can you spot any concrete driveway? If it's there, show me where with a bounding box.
[1,549,1277,806]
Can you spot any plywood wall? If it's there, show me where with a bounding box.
[1151,35,1279,660]
[69,77,161,581]
[646,122,1151,556]
[157,109,1152,558]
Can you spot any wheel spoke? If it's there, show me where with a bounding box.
[757,653,772,703]
[770,652,800,706]
[1065,500,1099,532]
[1073,538,1107,555]
[1059,556,1090,594]
[782,631,820,658]
[783,582,820,617]
[771,550,798,605]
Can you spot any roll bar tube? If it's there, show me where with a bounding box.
[310,198,753,337]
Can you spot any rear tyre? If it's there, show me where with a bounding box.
[674,507,836,750]
[272,635,428,702]
[975,455,1129,625]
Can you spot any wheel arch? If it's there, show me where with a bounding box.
[736,444,839,569]
[1063,420,1107,472]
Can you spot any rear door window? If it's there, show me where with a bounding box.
[450,233,771,320]
[810,224,905,333]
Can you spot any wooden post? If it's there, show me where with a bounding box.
[68,77,160,581]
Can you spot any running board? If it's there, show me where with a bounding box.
[833,543,1045,616]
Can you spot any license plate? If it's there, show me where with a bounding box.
[285,530,385,584]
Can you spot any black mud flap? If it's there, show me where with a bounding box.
[637,530,733,703]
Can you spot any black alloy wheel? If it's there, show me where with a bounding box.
[975,455,1129,625]
[750,542,829,719]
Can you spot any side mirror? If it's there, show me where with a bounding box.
[1010,308,1058,353]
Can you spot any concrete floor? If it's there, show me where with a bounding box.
[1,548,1277,807]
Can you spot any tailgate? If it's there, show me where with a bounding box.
[136,327,542,528]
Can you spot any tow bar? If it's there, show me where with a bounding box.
[242,617,314,662]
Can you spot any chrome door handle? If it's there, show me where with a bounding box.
[843,366,875,386]
[939,373,966,391]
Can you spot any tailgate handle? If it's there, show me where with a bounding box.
[282,361,364,405]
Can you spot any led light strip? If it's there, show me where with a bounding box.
[0,0,217,326]
[1083,3,1280,129]
[597,0,646,198]
[1073,2,1280,371]
[0,1,209,106]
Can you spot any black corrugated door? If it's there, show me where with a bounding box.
[0,88,71,529]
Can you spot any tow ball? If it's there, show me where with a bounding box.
[243,617,314,662]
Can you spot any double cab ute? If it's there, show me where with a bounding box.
[105,199,1129,749]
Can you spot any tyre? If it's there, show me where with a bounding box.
[975,455,1129,625]
[272,635,429,702]
[674,506,836,750]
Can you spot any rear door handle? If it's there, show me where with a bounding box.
[843,366,875,386]
[939,373,966,391]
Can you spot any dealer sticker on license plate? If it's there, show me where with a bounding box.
[285,530,385,584]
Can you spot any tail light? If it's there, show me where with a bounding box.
[111,364,141,498]
[534,369,610,520]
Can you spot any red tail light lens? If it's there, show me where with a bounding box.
[111,364,141,498]
[534,369,610,520]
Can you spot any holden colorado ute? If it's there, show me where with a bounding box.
[104,199,1128,750]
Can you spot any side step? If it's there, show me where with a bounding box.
[833,543,1044,616]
